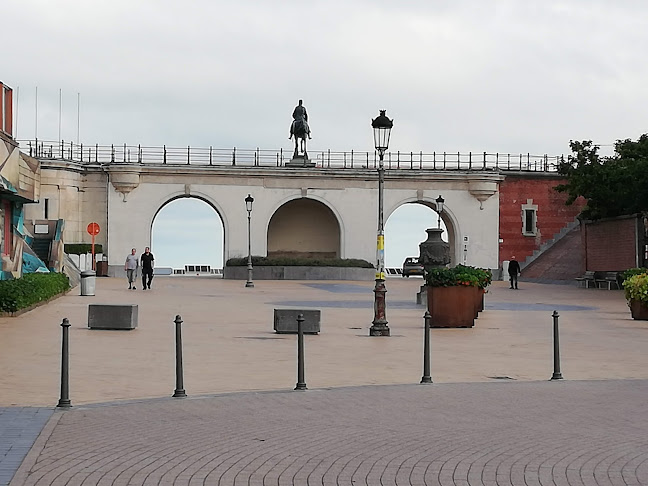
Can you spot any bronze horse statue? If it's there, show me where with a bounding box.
[289,100,311,159]
[290,118,309,159]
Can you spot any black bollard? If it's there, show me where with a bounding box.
[294,313,307,390]
[550,310,563,380]
[172,315,187,397]
[57,318,72,408]
[420,311,433,384]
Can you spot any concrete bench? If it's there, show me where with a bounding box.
[273,309,320,334]
[88,304,138,330]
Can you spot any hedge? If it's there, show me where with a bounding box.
[0,273,70,313]
[226,256,374,268]
[64,243,103,255]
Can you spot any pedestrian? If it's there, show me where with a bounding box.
[140,246,155,290]
[508,256,520,290]
[124,248,138,290]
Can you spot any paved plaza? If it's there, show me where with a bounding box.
[1,277,647,485]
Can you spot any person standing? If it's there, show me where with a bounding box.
[508,257,521,290]
[124,248,138,290]
[140,247,155,290]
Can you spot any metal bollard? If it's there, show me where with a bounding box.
[294,313,307,390]
[550,310,564,380]
[57,318,72,408]
[420,311,433,384]
[172,315,187,397]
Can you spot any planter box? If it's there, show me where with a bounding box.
[88,304,138,330]
[274,309,320,334]
[426,286,478,328]
[629,300,648,320]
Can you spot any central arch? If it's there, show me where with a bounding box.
[267,198,341,259]
[151,195,225,269]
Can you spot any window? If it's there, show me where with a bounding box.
[521,199,538,236]
[44,198,49,219]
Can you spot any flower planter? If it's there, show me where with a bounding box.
[629,300,648,320]
[426,286,477,328]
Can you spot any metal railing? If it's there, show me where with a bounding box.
[20,139,563,172]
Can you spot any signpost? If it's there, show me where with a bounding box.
[86,222,100,271]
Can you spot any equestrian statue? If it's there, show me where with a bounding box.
[289,99,311,160]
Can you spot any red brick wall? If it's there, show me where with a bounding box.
[582,217,638,271]
[499,174,585,265]
[0,82,12,136]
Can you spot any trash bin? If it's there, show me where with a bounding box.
[96,261,108,277]
[80,270,96,296]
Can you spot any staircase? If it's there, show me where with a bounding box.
[520,224,583,281]
[30,239,51,265]
[520,218,579,271]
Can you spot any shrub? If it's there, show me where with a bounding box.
[621,267,648,284]
[424,265,492,289]
[623,272,648,305]
[225,256,374,268]
[0,273,70,313]
[64,243,103,255]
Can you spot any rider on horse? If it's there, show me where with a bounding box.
[290,100,312,140]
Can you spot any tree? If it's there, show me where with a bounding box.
[556,134,648,220]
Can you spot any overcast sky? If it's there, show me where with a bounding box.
[5,1,647,268]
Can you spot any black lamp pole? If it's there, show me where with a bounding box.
[369,110,393,337]
[245,194,254,288]
[436,195,445,229]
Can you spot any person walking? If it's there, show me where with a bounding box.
[124,248,138,290]
[140,247,155,290]
[508,256,521,290]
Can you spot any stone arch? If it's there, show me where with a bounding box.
[385,197,459,266]
[149,193,228,266]
[267,197,341,259]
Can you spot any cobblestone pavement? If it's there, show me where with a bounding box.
[0,408,53,486]
[9,380,648,486]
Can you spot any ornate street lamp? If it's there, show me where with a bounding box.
[370,110,393,337]
[245,194,254,288]
[436,194,445,229]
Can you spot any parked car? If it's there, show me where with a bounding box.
[402,257,424,277]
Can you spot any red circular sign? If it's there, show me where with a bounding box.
[87,222,100,236]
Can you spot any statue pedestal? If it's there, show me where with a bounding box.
[286,155,315,168]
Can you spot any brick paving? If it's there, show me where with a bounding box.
[1,277,648,485]
[8,380,648,486]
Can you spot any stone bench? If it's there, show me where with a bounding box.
[88,304,138,330]
[273,309,320,334]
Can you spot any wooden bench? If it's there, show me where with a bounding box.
[596,271,621,290]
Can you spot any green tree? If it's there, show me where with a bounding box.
[556,134,648,220]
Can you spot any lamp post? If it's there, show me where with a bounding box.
[436,195,445,229]
[369,110,393,337]
[245,194,254,288]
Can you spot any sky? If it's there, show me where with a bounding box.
[4,1,647,267]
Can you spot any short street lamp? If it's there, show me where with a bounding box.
[369,110,393,337]
[245,194,254,288]
[436,195,445,229]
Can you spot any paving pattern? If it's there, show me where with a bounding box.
[10,380,648,486]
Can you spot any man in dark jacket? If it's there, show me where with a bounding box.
[508,257,520,289]
[140,247,155,290]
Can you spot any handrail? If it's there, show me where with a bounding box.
[19,139,563,172]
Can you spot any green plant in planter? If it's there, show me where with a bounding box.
[621,267,648,284]
[623,272,648,305]
[424,265,492,289]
